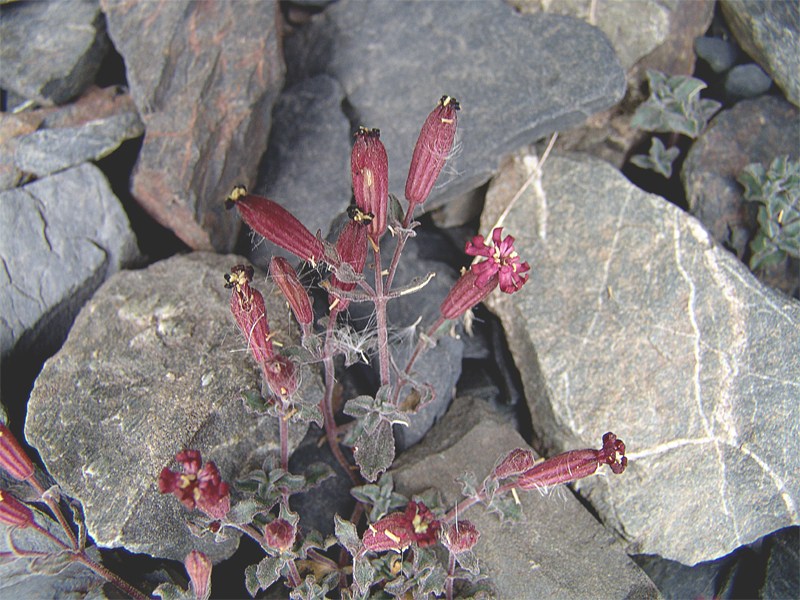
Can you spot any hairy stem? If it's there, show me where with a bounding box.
[446,552,456,600]
[443,480,519,524]
[29,476,79,550]
[372,248,391,387]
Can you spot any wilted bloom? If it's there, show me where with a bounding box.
[262,355,299,400]
[225,186,324,265]
[0,422,34,482]
[440,520,480,555]
[158,450,231,520]
[465,227,530,293]
[0,490,34,528]
[517,432,627,490]
[405,95,460,210]
[328,220,369,311]
[225,265,274,365]
[264,518,296,553]
[270,257,313,326]
[404,500,440,548]
[351,127,389,240]
[184,551,212,600]
[492,447,537,480]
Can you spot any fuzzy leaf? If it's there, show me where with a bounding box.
[456,549,481,576]
[225,499,265,526]
[255,556,284,592]
[290,574,338,600]
[304,463,335,489]
[350,473,408,522]
[353,555,376,596]
[486,493,525,522]
[334,514,361,556]
[630,137,681,178]
[241,389,270,412]
[353,420,395,482]
[456,472,480,498]
[154,582,191,600]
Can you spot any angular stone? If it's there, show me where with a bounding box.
[285,0,625,213]
[482,151,800,565]
[101,0,285,252]
[392,396,661,599]
[25,253,321,562]
[13,111,144,178]
[250,74,351,268]
[681,95,799,296]
[0,163,140,359]
[721,0,800,107]
[0,0,109,106]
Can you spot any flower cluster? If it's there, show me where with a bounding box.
[158,450,231,520]
[362,501,440,553]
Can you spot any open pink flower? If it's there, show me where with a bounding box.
[362,501,440,553]
[465,227,530,293]
[158,450,231,520]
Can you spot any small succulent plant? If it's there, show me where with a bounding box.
[738,155,800,271]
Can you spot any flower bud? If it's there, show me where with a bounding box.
[262,355,299,400]
[184,551,212,600]
[492,448,537,480]
[225,186,324,265]
[441,520,480,554]
[405,95,459,209]
[225,265,274,365]
[270,257,313,326]
[351,127,389,240]
[440,269,498,320]
[0,490,34,528]
[328,220,368,311]
[0,422,35,482]
[264,518,296,553]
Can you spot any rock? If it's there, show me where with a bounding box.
[760,526,800,599]
[284,0,625,213]
[13,112,144,178]
[721,0,800,107]
[391,396,661,600]
[694,36,740,74]
[0,0,109,106]
[482,151,800,565]
[101,0,285,252]
[724,63,773,100]
[24,253,321,562]
[681,95,799,295]
[0,163,140,359]
[250,74,351,269]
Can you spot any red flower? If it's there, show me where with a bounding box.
[351,127,389,241]
[440,520,480,554]
[362,501,440,553]
[225,186,324,265]
[405,95,460,210]
[440,269,498,320]
[262,355,299,400]
[184,551,212,600]
[225,265,274,365]
[404,500,440,548]
[0,490,33,528]
[0,422,34,482]
[264,518,296,553]
[328,220,368,311]
[270,257,313,326]
[465,227,530,293]
[158,450,231,520]
[517,432,627,490]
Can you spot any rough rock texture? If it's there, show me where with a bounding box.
[392,396,661,600]
[721,0,800,107]
[682,95,799,296]
[25,253,320,562]
[482,151,800,565]
[0,163,140,359]
[284,0,625,217]
[251,74,351,268]
[101,0,285,252]
[551,0,715,168]
[0,0,109,106]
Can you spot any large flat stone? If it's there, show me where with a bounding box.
[482,151,800,565]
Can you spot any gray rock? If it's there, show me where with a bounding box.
[392,396,661,600]
[25,252,320,562]
[285,0,625,214]
[250,74,351,269]
[681,95,799,295]
[0,163,140,359]
[694,36,740,73]
[721,0,800,107]
[724,63,773,100]
[760,526,800,599]
[0,0,108,106]
[13,112,144,178]
[101,0,285,252]
[482,151,800,565]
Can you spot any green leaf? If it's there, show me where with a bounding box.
[486,493,525,523]
[353,420,395,482]
[456,472,480,498]
[241,389,270,412]
[630,137,681,178]
[255,556,284,592]
[334,514,361,556]
[455,549,481,576]
[353,555,377,596]
[153,582,191,600]
[350,473,408,522]
[225,499,266,526]
[304,462,335,489]
[244,564,260,597]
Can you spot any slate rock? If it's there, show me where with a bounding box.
[13,111,144,178]
[0,163,140,359]
[724,63,773,100]
[760,526,800,599]
[721,0,800,107]
[694,36,740,74]
[391,396,661,600]
[101,0,285,252]
[0,0,109,106]
[250,74,351,269]
[25,252,320,562]
[681,95,799,296]
[482,151,800,565]
[285,0,625,214]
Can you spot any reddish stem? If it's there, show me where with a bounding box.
[372,248,391,387]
